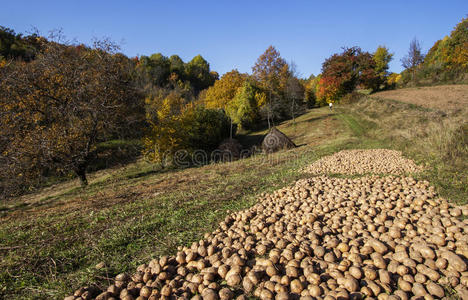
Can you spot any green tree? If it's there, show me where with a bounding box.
[143,98,231,166]
[0,26,41,61]
[373,46,393,88]
[137,53,171,87]
[185,54,217,93]
[169,54,185,78]
[227,81,261,130]
[184,106,232,153]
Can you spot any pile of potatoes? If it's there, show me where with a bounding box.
[302,149,423,175]
[66,175,468,300]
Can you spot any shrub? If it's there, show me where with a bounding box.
[340,91,363,104]
[143,103,232,167]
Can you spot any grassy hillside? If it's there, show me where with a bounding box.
[371,84,468,111]
[344,85,468,204]
[1,86,467,299]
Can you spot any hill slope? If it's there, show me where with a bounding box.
[371,84,468,111]
[1,86,467,299]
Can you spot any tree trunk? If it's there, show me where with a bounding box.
[230,119,233,139]
[75,167,88,186]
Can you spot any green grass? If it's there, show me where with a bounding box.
[1,95,466,299]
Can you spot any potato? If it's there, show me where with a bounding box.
[425,281,444,298]
[441,251,467,272]
[349,266,363,280]
[397,278,412,292]
[343,277,359,292]
[290,279,304,294]
[276,291,289,300]
[242,277,254,293]
[411,283,427,296]
[160,285,172,297]
[219,288,234,300]
[259,289,274,300]
[369,239,388,254]
[226,273,241,287]
[202,288,219,300]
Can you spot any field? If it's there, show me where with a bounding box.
[371,84,468,112]
[1,86,467,299]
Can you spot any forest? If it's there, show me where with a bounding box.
[0,17,467,199]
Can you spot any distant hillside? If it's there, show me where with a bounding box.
[371,84,468,111]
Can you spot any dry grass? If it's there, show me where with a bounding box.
[372,84,468,112]
[339,90,468,204]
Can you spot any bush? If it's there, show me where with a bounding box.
[340,91,363,104]
[143,104,232,166]
[184,106,232,153]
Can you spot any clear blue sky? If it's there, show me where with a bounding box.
[2,1,467,77]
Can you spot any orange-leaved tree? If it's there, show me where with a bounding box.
[0,38,142,195]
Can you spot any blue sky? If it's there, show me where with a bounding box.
[2,1,467,77]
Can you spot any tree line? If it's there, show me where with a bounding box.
[1,17,467,199]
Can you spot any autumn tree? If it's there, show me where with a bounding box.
[424,17,468,72]
[316,46,385,102]
[317,47,362,103]
[143,91,187,166]
[373,46,393,88]
[316,75,341,105]
[0,38,142,194]
[358,51,381,91]
[401,38,425,78]
[303,74,318,108]
[204,69,248,109]
[143,92,231,166]
[203,69,248,137]
[252,46,291,127]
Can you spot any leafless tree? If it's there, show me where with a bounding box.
[401,37,425,80]
[286,62,305,125]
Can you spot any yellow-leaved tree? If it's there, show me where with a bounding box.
[204,69,248,109]
[143,91,187,166]
[203,69,248,137]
